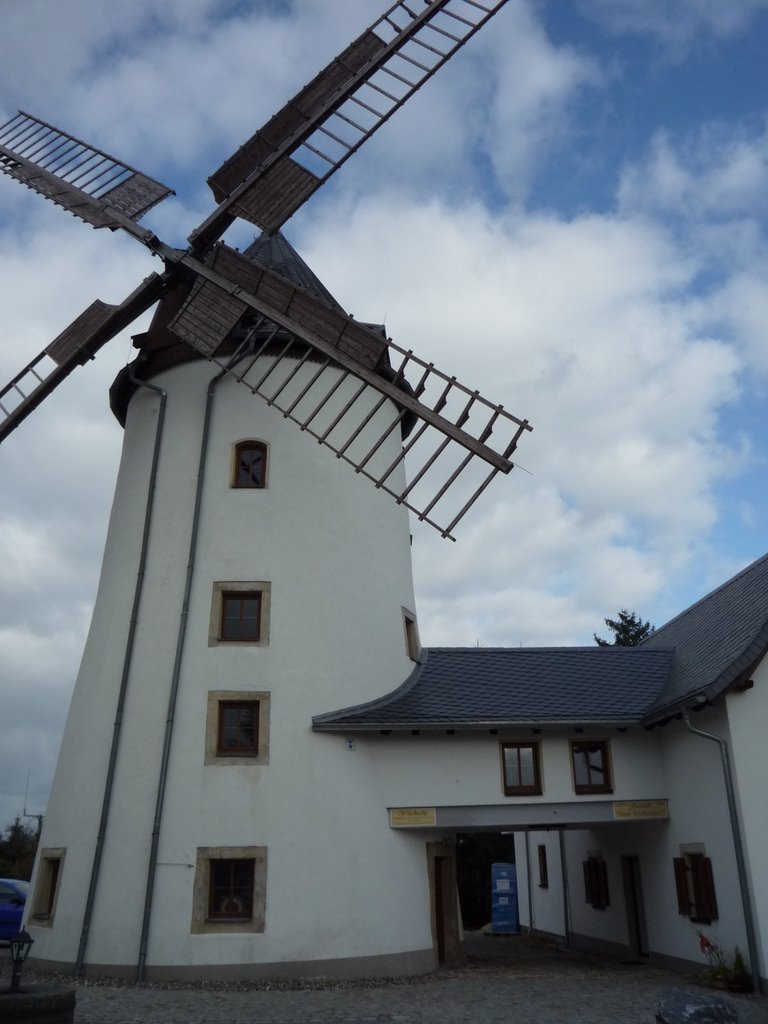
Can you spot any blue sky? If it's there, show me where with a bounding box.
[0,0,767,826]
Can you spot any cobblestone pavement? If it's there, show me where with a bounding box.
[4,936,767,1024]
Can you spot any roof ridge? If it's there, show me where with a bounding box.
[643,551,768,644]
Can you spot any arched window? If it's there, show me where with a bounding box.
[233,441,267,489]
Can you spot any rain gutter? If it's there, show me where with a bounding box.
[75,369,167,976]
[682,707,760,993]
[312,718,641,732]
[135,357,236,981]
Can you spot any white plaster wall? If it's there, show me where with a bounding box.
[562,825,657,952]
[358,730,667,809]
[725,658,768,981]
[654,710,746,966]
[514,831,565,938]
[28,358,430,973]
[551,708,749,972]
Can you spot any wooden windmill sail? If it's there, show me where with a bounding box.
[0,0,530,539]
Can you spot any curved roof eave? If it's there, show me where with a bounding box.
[312,716,643,733]
[642,626,768,726]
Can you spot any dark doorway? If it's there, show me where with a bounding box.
[456,832,516,930]
[427,841,463,965]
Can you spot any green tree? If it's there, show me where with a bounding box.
[594,609,654,647]
[0,817,39,879]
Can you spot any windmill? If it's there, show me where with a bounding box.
[1,0,531,981]
[0,0,530,538]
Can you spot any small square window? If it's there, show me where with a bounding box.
[209,582,270,647]
[221,592,261,640]
[501,742,542,795]
[233,441,267,488]
[209,859,254,919]
[218,701,260,756]
[571,740,612,794]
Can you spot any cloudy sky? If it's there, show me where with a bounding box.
[1,0,767,827]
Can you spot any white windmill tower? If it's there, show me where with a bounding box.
[0,0,530,981]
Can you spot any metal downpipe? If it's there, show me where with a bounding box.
[74,369,167,976]
[135,358,239,982]
[559,830,571,949]
[682,710,761,992]
[524,831,535,937]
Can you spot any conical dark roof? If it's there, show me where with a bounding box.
[244,232,344,312]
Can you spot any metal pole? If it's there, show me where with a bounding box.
[75,370,167,976]
[525,831,535,936]
[682,710,760,993]
[559,830,571,948]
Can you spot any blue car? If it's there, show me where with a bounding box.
[0,879,29,940]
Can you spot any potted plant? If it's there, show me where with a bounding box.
[696,932,751,992]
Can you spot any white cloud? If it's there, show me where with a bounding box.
[617,124,768,381]
[576,0,768,45]
[298,191,745,647]
[482,3,601,197]
[618,127,768,222]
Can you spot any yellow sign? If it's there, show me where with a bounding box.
[613,799,669,820]
[389,807,437,828]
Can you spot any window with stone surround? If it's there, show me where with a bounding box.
[209,582,271,647]
[191,846,267,934]
[30,849,65,926]
[403,609,420,661]
[204,691,270,767]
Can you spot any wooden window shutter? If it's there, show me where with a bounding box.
[690,856,719,923]
[673,857,690,915]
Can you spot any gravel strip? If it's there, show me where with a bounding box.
[1,938,766,1024]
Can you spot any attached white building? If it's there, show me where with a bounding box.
[314,553,768,992]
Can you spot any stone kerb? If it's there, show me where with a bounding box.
[0,984,76,1024]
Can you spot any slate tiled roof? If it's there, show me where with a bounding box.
[312,646,674,731]
[245,231,344,311]
[642,551,768,720]
[313,552,768,732]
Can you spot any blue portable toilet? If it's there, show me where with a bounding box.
[491,862,519,934]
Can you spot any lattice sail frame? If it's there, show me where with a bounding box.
[168,244,530,538]
[195,0,510,245]
[0,111,173,234]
